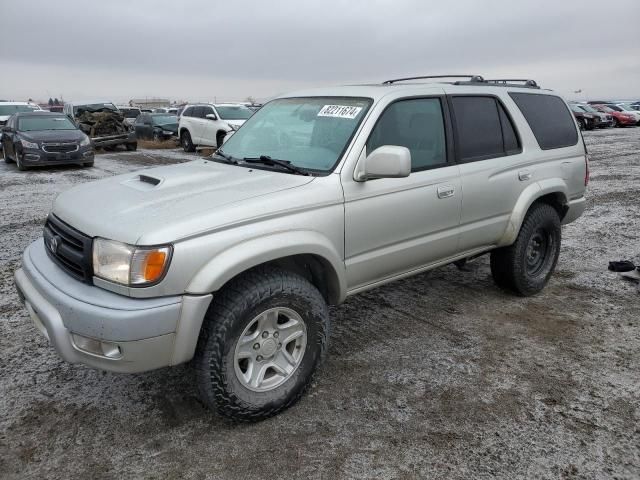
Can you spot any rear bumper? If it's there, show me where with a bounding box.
[562,196,586,225]
[14,239,212,373]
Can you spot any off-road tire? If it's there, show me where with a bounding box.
[194,267,329,422]
[490,202,561,296]
[181,130,195,152]
[126,142,137,151]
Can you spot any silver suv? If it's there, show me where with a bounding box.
[15,75,587,421]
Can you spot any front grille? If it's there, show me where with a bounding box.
[43,215,93,283]
[42,143,79,153]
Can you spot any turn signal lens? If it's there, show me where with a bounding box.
[130,248,171,284]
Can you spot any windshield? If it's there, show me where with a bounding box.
[0,104,38,115]
[578,104,599,113]
[120,109,141,118]
[152,114,178,125]
[18,116,77,131]
[220,97,371,173]
[617,105,636,112]
[214,105,254,120]
[74,103,118,115]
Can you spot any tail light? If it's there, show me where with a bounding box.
[584,153,590,186]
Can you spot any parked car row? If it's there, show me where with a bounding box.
[569,101,640,129]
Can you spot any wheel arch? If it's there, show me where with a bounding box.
[186,231,347,305]
[497,180,569,247]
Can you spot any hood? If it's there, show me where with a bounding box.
[52,159,315,245]
[225,119,246,128]
[0,115,10,123]
[157,122,178,133]
[21,129,86,143]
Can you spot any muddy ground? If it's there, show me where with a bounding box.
[0,129,638,480]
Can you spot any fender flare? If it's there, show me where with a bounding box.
[496,179,569,247]
[186,230,347,304]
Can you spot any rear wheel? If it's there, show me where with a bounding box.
[194,267,329,421]
[181,130,195,152]
[490,203,561,296]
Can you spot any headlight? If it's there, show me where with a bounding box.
[80,136,91,147]
[20,139,39,149]
[227,123,239,131]
[92,238,172,286]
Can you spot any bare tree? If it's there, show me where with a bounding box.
[245,96,257,105]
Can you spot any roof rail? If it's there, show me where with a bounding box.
[382,75,485,85]
[484,79,539,88]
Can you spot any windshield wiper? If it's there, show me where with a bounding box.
[212,149,237,164]
[242,155,310,176]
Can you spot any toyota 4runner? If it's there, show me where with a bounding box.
[15,75,588,421]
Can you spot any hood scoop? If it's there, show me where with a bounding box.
[121,174,163,191]
[138,174,161,186]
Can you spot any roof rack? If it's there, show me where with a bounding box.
[484,79,539,88]
[382,75,541,89]
[382,75,485,85]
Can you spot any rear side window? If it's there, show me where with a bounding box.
[182,107,194,117]
[451,96,521,162]
[367,98,447,171]
[509,93,578,150]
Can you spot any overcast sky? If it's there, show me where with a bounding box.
[1,0,639,104]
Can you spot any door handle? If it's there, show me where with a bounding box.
[518,170,532,181]
[437,185,455,199]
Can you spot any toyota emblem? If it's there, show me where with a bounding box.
[49,236,60,254]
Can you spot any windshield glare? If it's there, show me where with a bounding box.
[215,105,254,121]
[0,105,38,115]
[220,97,371,172]
[19,116,77,131]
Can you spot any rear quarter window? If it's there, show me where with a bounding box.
[509,93,578,150]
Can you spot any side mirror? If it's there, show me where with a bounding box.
[354,145,411,181]
[206,113,218,121]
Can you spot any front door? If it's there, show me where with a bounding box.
[342,97,462,290]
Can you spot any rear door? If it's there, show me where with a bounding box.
[448,94,526,251]
[189,106,207,144]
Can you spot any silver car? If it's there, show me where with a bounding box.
[15,75,587,420]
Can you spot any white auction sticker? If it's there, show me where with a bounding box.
[317,105,363,119]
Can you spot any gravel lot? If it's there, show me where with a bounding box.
[1,129,638,480]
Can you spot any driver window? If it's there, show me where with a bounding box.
[367,98,447,172]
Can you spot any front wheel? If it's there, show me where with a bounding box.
[490,203,561,296]
[15,149,28,171]
[181,130,195,152]
[194,267,329,421]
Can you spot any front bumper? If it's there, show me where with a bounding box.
[14,239,211,373]
[21,147,94,166]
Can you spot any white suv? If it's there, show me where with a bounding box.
[178,103,254,151]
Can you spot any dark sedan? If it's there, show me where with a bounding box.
[1,112,95,171]
[133,113,178,141]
